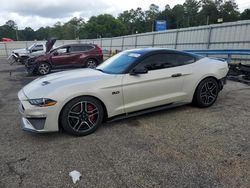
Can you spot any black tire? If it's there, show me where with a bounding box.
[193,78,219,107]
[60,96,104,136]
[86,59,98,69]
[37,62,51,75]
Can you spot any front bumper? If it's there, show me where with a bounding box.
[7,53,19,64]
[20,117,46,133]
[18,90,59,133]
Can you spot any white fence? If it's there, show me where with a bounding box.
[1,20,250,58]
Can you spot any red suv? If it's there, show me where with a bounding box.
[26,43,103,75]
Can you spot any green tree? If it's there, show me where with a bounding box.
[145,4,160,31]
[49,22,63,39]
[0,20,17,40]
[5,20,17,29]
[118,10,134,34]
[35,27,49,40]
[171,4,186,28]
[240,9,250,20]
[156,4,174,29]
[183,0,200,26]
[84,14,126,38]
[118,8,148,34]
[219,0,240,22]
[62,17,85,39]
[19,27,36,40]
[199,0,219,25]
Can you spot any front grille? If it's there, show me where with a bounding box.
[27,118,46,130]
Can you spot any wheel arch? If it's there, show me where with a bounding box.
[192,76,220,102]
[84,57,99,64]
[58,95,108,130]
[41,60,52,67]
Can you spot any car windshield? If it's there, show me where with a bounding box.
[28,44,36,50]
[96,52,141,74]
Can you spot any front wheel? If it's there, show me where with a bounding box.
[60,96,104,136]
[193,78,219,107]
[37,62,51,75]
[86,59,98,69]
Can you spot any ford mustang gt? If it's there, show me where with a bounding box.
[18,48,228,136]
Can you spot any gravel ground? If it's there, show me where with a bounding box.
[0,60,249,188]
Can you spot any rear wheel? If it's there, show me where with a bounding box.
[86,59,98,69]
[60,96,104,136]
[193,78,219,107]
[37,62,51,75]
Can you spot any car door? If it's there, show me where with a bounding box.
[31,44,44,53]
[70,46,88,67]
[122,52,186,113]
[30,44,44,56]
[68,46,88,67]
[50,46,76,68]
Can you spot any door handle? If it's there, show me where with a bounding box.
[171,73,182,77]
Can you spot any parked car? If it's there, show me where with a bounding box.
[1,38,13,42]
[8,38,56,64]
[25,43,103,75]
[18,48,228,136]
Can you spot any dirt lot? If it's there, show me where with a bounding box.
[0,60,249,188]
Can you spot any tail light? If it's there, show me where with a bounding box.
[96,45,102,54]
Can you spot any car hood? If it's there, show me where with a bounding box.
[13,48,28,55]
[46,38,56,53]
[22,68,109,99]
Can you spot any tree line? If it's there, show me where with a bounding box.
[1,0,250,41]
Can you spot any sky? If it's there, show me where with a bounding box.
[0,0,249,30]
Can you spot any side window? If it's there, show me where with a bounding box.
[32,45,43,52]
[137,53,195,71]
[70,46,87,52]
[175,54,196,65]
[138,54,167,71]
[86,45,94,51]
[57,47,68,54]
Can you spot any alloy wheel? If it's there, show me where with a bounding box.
[67,101,99,133]
[38,63,50,75]
[200,81,217,105]
[87,60,97,69]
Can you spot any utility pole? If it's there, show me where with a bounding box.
[15,27,19,41]
[206,15,210,25]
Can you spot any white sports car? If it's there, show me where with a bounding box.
[18,48,228,136]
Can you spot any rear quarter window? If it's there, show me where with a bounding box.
[176,53,196,65]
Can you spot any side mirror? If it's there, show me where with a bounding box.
[130,67,148,75]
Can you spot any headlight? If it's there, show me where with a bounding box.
[28,98,57,107]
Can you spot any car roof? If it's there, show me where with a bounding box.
[65,43,95,47]
[123,48,198,57]
[54,43,95,49]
